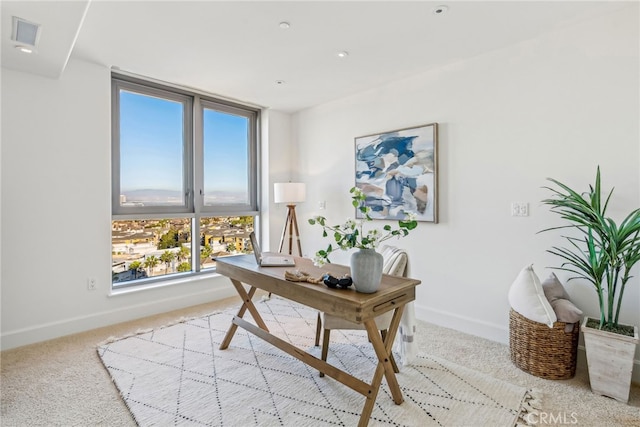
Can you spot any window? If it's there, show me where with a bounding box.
[111,74,258,288]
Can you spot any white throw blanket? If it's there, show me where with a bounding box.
[381,245,417,368]
[395,301,417,367]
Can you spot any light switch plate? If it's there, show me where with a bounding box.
[511,202,529,217]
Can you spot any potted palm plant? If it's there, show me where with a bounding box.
[540,167,640,403]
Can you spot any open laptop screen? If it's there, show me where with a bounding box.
[249,232,295,266]
[249,232,263,264]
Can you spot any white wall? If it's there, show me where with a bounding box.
[290,6,639,369]
[261,109,294,252]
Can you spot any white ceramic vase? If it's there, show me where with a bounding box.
[350,248,383,293]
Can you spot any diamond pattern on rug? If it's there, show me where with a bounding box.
[98,297,531,426]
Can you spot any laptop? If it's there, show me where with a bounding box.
[249,232,295,267]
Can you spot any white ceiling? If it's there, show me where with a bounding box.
[1,1,632,113]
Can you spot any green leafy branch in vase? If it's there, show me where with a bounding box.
[308,187,418,266]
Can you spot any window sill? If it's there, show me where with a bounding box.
[109,271,223,297]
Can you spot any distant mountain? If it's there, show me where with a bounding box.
[122,189,182,201]
[122,189,247,204]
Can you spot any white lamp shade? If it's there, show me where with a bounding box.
[274,182,306,204]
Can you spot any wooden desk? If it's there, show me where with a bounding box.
[216,255,420,427]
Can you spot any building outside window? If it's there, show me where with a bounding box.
[111,74,258,289]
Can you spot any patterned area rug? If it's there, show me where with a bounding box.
[98,297,537,426]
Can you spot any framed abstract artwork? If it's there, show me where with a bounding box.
[355,123,438,223]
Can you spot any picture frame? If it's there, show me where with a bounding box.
[355,122,438,223]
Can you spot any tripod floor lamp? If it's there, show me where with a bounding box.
[274,182,306,256]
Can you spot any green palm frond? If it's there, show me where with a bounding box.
[540,167,640,330]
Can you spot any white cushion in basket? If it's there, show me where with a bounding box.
[541,273,583,324]
[508,265,557,328]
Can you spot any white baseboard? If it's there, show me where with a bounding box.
[414,303,640,385]
[414,303,510,344]
[1,284,236,351]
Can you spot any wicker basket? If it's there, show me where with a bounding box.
[509,309,580,380]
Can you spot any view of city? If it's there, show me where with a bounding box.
[112,216,254,285]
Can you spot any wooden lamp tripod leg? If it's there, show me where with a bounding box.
[271,205,302,300]
[278,206,293,254]
[290,205,302,256]
[278,205,302,256]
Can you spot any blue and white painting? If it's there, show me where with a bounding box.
[355,123,438,222]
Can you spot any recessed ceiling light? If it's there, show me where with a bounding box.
[433,5,449,15]
[337,51,349,58]
[15,45,33,54]
[275,80,286,85]
[279,22,290,29]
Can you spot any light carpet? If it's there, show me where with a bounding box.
[97,297,538,426]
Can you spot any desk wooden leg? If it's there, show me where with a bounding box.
[314,312,322,347]
[220,279,269,350]
[365,305,405,405]
[381,330,400,374]
[358,359,385,427]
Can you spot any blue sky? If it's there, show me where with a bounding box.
[203,109,248,193]
[120,90,248,194]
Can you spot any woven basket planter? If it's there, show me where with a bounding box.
[509,309,579,380]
